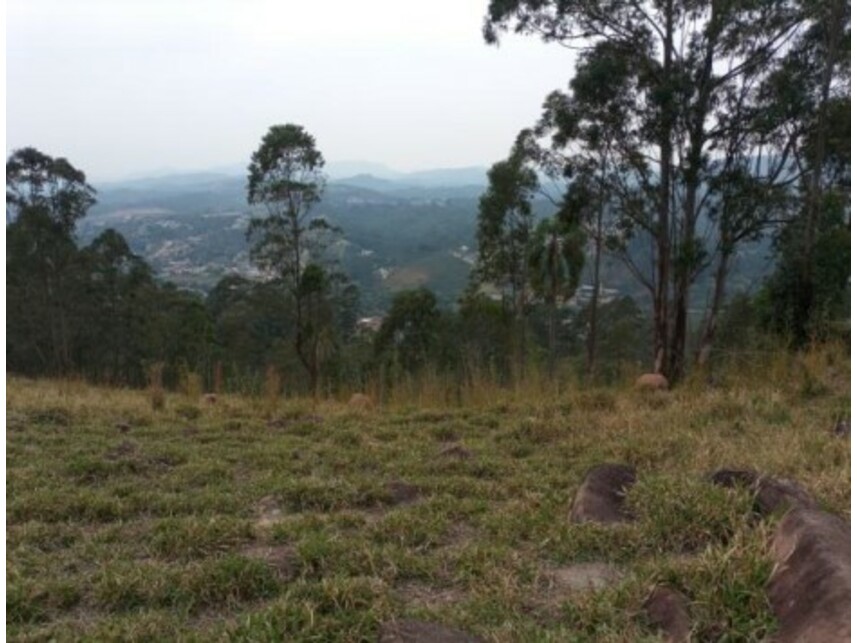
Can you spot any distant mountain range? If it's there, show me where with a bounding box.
[96,161,490,192]
[79,163,775,315]
[82,165,500,312]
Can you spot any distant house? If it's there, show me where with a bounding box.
[565,284,619,309]
[356,316,384,334]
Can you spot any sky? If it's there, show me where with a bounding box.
[7,0,576,181]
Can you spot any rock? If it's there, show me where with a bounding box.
[386,480,420,505]
[551,562,623,592]
[754,476,817,516]
[833,419,849,438]
[708,468,759,488]
[635,373,669,391]
[348,393,374,412]
[767,508,850,642]
[569,463,636,524]
[438,444,473,460]
[643,586,692,642]
[708,469,816,516]
[378,619,485,643]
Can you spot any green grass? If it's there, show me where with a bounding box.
[5,351,851,641]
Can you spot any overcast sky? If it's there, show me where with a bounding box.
[7,0,575,181]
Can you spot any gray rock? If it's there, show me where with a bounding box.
[754,476,818,516]
[708,468,817,516]
[569,463,636,524]
[767,508,850,642]
[643,586,691,642]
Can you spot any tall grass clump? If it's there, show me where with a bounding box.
[264,365,282,412]
[146,362,166,411]
[180,369,204,402]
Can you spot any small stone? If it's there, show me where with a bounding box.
[643,586,691,643]
[348,393,374,412]
[569,463,636,524]
[708,468,759,488]
[378,619,485,643]
[551,562,623,592]
[635,373,669,390]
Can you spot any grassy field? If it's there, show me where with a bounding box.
[6,347,850,641]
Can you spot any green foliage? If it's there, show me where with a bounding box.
[6,146,96,233]
[375,288,443,373]
[244,124,357,394]
[758,173,850,346]
[528,217,585,304]
[485,0,850,381]
[6,149,213,386]
[475,134,539,300]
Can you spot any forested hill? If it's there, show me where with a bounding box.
[79,167,774,313]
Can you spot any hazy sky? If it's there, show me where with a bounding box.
[7,0,576,181]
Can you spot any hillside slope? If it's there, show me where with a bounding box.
[7,347,849,641]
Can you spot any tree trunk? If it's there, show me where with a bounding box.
[695,246,730,368]
[653,0,674,376]
[585,197,604,380]
[547,298,557,377]
[668,19,717,383]
[798,0,840,344]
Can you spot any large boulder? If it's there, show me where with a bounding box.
[767,508,850,642]
[635,373,669,391]
[569,463,637,524]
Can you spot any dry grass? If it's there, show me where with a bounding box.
[5,344,850,641]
